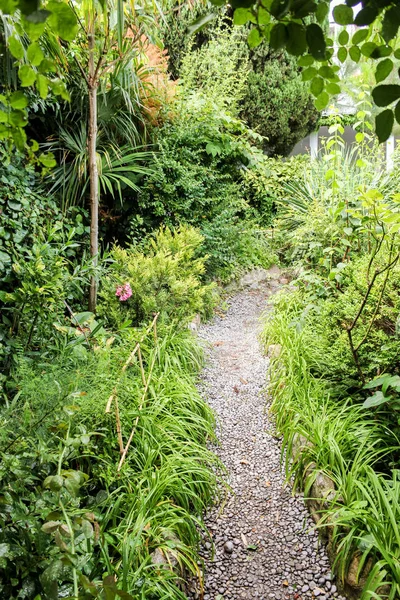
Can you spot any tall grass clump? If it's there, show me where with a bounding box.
[0,226,222,599]
[263,288,400,599]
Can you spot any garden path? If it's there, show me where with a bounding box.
[188,272,346,600]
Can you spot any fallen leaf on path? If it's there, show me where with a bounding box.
[247,544,258,551]
[265,480,271,487]
[240,459,249,465]
[240,377,248,384]
[240,533,248,547]
[233,385,239,394]
[213,341,224,346]
[282,580,289,587]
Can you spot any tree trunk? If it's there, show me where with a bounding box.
[88,30,99,312]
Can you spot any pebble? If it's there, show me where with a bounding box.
[186,283,346,600]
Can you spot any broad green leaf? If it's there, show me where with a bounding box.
[233,8,251,25]
[375,109,394,143]
[298,54,314,67]
[270,23,288,50]
[310,76,324,97]
[257,7,270,24]
[302,66,317,81]
[41,520,62,533]
[337,46,347,63]
[9,109,28,127]
[349,45,361,62]
[0,0,18,13]
[9,91,28,109]
[352,29,369,45]
[375,58,393,83]
[247,27,261,48]
[306,23,326,60]
[27,41,44,66]
[43,475,63,490]
[333,4,353,25]
[38,58,56,73]
[361,42,377,57]
[20,16,45,40]
[355,132,364,143]
[36,73,48,98]
[18,65,36,87]
[315,1,328,23]
[372,84,400,107]
[326,82,341,95]
[286,22,307,56]
[395,100,400,125]
[319,65,335,79]
[315,91,329,110]
[47,0,78,41]
[338,30,349,45]
[363,391,391,408]
[8,35,24,59]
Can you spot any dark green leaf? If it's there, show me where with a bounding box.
[333,4,353,25]
[352,29,369,45]
[375,58,393,83]
[360,42,377,57]
[349,45,361,62]
[372,84,400,107]
[371,45,392,59]
[310,76,324,96]
[337,46,348,63]
[306,23,326,60]
[375,109,394,143]
[382,5,400,43]
[286,22,307,56]
[363,390,391,408]
[354,5,378,25]
[270,0,291,19]
[394,100,400,125]
[315,1,328,23]
[270,23,288,50]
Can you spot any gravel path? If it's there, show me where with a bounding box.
[189,282,346,600]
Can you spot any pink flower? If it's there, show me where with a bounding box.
[115,282,132,302]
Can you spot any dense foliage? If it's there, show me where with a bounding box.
[264,124,400,598]
[162,7,319,156]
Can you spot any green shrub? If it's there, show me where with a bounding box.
[0,322,219,599]
[239,46,319,156]
[263,293,400,599]
[97,226,218,329]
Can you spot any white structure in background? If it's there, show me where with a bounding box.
[291,1,396,172]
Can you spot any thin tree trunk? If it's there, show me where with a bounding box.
[88,27,99,312]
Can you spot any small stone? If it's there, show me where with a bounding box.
[223,541,234,554]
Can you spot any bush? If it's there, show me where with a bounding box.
[97,226,218,329]
[0,322,219,599]
[0,150,91,375]
[239,46,319,156]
